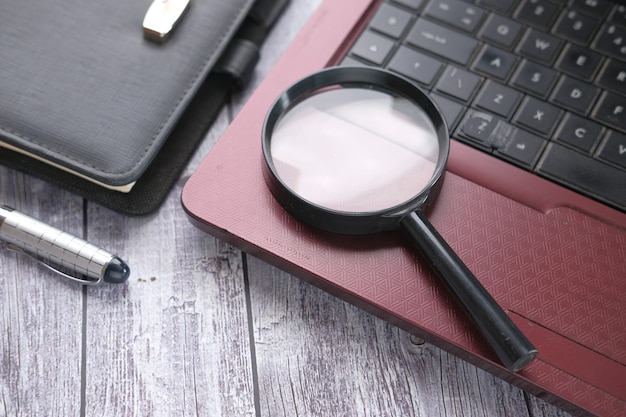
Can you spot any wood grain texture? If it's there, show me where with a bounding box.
[0,0,575,416]
[0,169,84,416]
[82,109,256,416]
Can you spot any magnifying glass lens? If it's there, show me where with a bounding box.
[270,88,440,213]
[263,67,537,372]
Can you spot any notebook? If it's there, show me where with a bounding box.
[0,0,288,215]
[182,0,626,415]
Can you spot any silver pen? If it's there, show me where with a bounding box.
[0,205,130,285]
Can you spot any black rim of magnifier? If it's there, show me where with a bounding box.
[262,67,538,372]
[262,66,450,235]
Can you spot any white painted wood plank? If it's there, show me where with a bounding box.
[77,33,258,410]
[0,168,84,416]
[81,109,256,416]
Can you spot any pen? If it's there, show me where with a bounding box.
[0,205,130,285]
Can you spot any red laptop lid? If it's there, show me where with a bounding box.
[183,1,626,415]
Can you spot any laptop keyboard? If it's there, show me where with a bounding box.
[342,0,626,212]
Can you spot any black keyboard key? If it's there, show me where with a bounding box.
[371,3,413,39]
[511,59,558,97]
[350,30,396,65]
[571,0,611,18]
[387,46,443,86]
[456,112,494,148]
[596,59,626,96]
[554,113,604,153]
[516,0,560,29]
[609,4,626,27]
[496,128,547,168]
[431,93,465,129]
[423,0,485,33]
[391,0,425,11]
[514,96,563,136]
[477,0,516,14]
[554,9,600,45]
[456,110,546,167]
[435,65,482,102]
[592,91,626,132]
[474,80,522,118]
[350,0,626,211]
[340,56,372,67]
[555,43,603,81]
[550,75,600,115]
[457,110,509,149]
[472,45,517,81]
[593,24,626,61]
[537,143,626,210]
[597,130,626,170]
[479,13,523,49]
[518,28,563,64]
[406,18,479,65]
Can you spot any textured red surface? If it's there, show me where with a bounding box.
[182,1,626,415]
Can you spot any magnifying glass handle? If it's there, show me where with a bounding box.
[401,211,538,372]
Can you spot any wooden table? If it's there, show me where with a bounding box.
[1,1,574,416]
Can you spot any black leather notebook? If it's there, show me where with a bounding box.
[0,0,287,215]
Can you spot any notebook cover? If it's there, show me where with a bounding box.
[0,0,252,193]
[182,1,626,416]
[0,72,231,215]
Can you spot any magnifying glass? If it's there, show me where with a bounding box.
[262,66,537,372]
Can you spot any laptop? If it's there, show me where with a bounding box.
[182,0,626,415]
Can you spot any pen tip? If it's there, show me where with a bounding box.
[104,257,131,284]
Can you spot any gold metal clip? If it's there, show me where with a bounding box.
[143,0,191,43]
